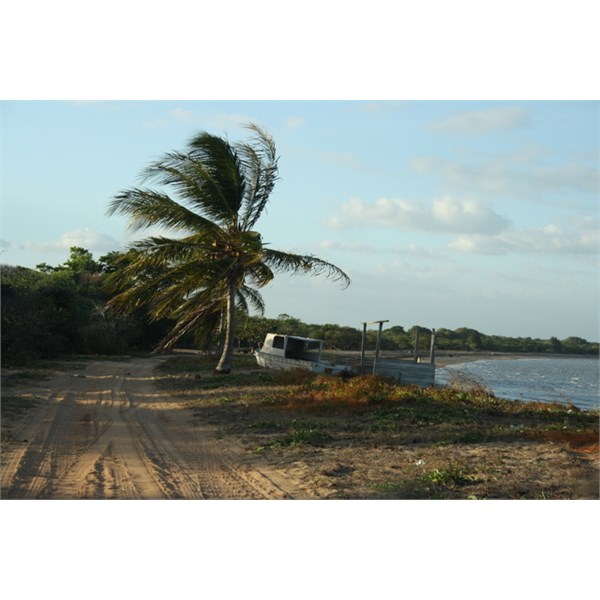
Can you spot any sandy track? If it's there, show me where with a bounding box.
[1,358,289,499]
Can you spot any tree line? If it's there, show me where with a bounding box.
[236,313,599,356]
[2,246,597,365]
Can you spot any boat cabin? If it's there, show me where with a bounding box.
[260,334,323,362]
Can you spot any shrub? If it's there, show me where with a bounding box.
[295,374,399,406]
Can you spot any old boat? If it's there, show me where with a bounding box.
[254,333,350,375]
[255,331,436,386]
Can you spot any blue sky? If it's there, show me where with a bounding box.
[2,100,598,340]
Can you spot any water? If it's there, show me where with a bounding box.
[436,357,600,411]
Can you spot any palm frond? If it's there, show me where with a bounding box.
[155,298,224,352]
[106,245,232,321]
[237,285,266,315]
[141,152,227,215]
[127,233,215,266]
[186,132,246,221]
[237,124,279,230]
[262,249,351,288]
[107,188,217,234]
[245,262,274,288]
[141,150,240,225]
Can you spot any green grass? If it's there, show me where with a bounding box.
[253,419,334,452]
[247,420,282,431]
[419,466,476,486]
[369,466,479,499]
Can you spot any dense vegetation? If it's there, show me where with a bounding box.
[2,247,598,365]
[1,248,170,363]
[235,313,599,356]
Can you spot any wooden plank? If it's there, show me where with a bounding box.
[357,359,435,386]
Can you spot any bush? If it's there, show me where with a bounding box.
[284,374,399,408]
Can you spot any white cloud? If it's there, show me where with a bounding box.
[143,109,255,132]
[169,107,195,121]
[19,228,120,253]
[448,224,600,255]
[391,243,442,259]
[313,240,443,261]
[285,116,305,130]
[318,240,377,253]
[428,106,531,135]
[60,229,119,250]
[143,118,168,129]
[318,151,384,174]
[205,113,255,130]
[143,107,195,129]
[411,155,598,200]
[325,195,510,234]
[570,215,600,230]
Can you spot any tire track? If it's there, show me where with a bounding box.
[3,389,78,499]
[2,357,293,500]
[118,392,202,499]
[51,371,167,499]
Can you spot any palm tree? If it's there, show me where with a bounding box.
[107,124,350,373]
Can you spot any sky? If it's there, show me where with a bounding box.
[1,2,599,345]
[2,99,599,340]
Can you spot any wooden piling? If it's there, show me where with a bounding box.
[360,322,367,374]
[372,320,384,374]
[413,327,420,362]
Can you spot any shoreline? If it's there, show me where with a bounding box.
[433,351,598,368]
[433,352,599,412]
[320,349,597,370]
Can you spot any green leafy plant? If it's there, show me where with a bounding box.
[418,466,476,487]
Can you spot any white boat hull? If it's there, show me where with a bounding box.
[254,351,349,375]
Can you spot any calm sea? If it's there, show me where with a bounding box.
[436,357,600,411]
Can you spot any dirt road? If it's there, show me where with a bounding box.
[1,358,290,499]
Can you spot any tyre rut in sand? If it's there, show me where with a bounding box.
[1,358,288,500]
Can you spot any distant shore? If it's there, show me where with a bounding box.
[433,351,598,368]
[321,349,598,370]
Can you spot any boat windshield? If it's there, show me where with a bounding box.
[285,337,321,360]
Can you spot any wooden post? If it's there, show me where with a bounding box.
[373,321,384,375]
[361,320,389,375]
[413,327,420,362]
[360,322,367,374]
[429,328,436,364]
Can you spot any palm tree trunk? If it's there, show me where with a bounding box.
[215,277,236,374]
